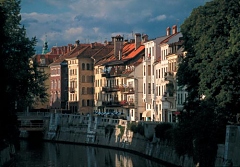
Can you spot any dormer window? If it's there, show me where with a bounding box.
[40,58,46,65]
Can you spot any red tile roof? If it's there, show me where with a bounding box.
[160,32,181,44]
[91,44,114,63]
[96,42,145,66]
[122,45,144,60]
[33,54,61,66]
[64,43,105,60]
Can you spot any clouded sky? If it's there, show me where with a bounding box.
[20,0,210,53]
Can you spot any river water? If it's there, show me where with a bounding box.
[14,140,168,167]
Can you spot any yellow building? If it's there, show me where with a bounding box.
[65,41,105,114]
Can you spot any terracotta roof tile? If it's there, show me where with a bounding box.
[33,54,60,66]
[92,44,114,63]
[160,32,181,44]
[95,41,145,66]
[122,45,144,60]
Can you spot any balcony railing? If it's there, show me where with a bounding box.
[121,101,135,108]
[102,66,125,78]
[102,101,121,107]
[69,87,76,93]
[102,86,120,92]
[120,87,134,94]
[164,71,174,81]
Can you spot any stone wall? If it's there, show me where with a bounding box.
[0,145,15,167]
[19,113,239,167]
[224,125,240,166]
[41,114,196,166]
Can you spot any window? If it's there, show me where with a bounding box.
[82,87,85,95]
[143,65,145,76]
[148,83,151,94]
[87,63,90,70]
[58,80,60,89]
[143,83,145,94]
[177,94,180,105]
[87,87,91,94]
[90,64,93,70]
[87,76,93,83]
[82,100,85,107]
[152,83,154,94]
[40,58,45,65]
[148,65,151,75]
[82,76,85,83]
[82,63,85,70]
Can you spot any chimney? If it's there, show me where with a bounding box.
[113,35,123,59]
[135,33,141,50]
[90,43,95,49]
[68,44,72,52]
[119,50,122,60]
[166,27,171,36]
[142,34,148,43]
[64,46,68,54]
[75,40,80,46]
[172,25,177,34]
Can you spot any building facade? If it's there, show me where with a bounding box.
[93,34,145,120]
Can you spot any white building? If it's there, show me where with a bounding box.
[143,25,186,122]
[142,33,168,121]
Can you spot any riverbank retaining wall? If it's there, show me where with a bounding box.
[18,113,240,167]
[0,145,15,167]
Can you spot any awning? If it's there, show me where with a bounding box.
[142,110,151,117]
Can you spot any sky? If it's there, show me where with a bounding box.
[20,0,211,54]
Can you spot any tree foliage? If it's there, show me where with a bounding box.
[0,0,48,149]
[176,0,240,166]
[154,122,173,142]
[127,122,144,136]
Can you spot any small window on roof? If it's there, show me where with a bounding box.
[40,58,45,65]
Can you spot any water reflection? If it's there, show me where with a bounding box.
[15,140,166,167]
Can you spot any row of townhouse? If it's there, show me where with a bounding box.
[32,25,187,122]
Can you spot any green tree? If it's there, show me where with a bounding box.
[154,122,173,142]
[176,0,240,166]
[0,0,48,149]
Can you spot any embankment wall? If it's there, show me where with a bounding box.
[17,113,240,166]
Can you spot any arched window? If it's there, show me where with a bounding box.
[82,100,85,107]
[82,63,85,70]
[87,100,90,106]
[87,63,90,70]
[90,64,93,70]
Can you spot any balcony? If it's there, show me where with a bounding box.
[102,86,120,92]
[121,101,135,108]
[102,66,125,78]
[164,71,174,81]
[102,101,121,107]
[120,87,134,94]
[69,87,76,93]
